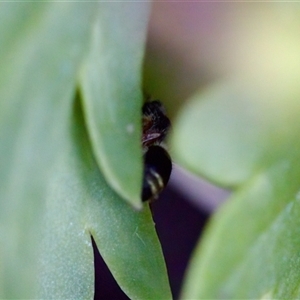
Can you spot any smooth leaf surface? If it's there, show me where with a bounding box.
[80,2,150,208]
[0,3,96,298]
[171,80,300,188]
[40,100,171,300]
[181,153,300,299]
[175,82,300,298]
[1,3,170,299]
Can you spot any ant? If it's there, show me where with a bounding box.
[141,100,172,202]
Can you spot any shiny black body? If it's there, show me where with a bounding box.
[141,101,172,202]
[142,146,172,202]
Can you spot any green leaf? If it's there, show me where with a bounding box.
[1,3,171,300]
[0,3,96,298]
[181,154,300,299]
[171,81,300,187]
[173,80,300,298]
[80,2,150,209]
[40,100,171,300]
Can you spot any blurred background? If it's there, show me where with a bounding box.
[144,2,234,213]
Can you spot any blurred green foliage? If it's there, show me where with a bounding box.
[156,4,300,299]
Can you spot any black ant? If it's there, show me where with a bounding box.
[141,100,172,202]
